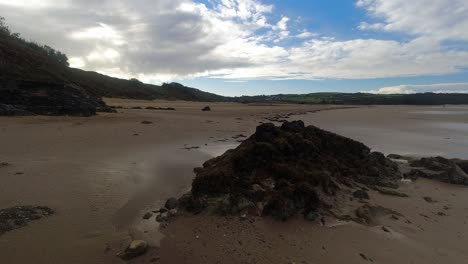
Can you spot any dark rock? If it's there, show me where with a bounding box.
[374,186,408,197]
[146,106,175,111]
[165,198,178,210]
[355,205,401,225]
[180,121,401,221]
[142,212,152,220]
[353,190,370,200]
[387,154,403,159]
[0,103,32,116]
[0,206,54,235]
[156,213,168,222]
[201,106,211,111]
[382,226,391,232]
[141,120,153,124]
[423,197,435,203]
[0,80,110,116]
[119,240,148,260]
[408,157,468,185]
[305,211,320,221]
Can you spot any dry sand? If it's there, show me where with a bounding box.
[0,101,467,263]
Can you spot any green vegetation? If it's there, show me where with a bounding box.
[235,92,468,105]
[0,16,68,67]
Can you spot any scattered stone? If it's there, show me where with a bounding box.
[390,214,399,220]
[168,209,178,217]
[141,121,153,124]
[165,198,178,210]
[437,212,447,216]
[423,197,435,203]
[150,256,161,262]
[387,154,404,159]
[0,162,10,168]
[353,190,370,200]
[355,205,401,225]
[201,106,211,111]
[156,212,169,223]
[374,187,408,197]
[232,134,247,139]
[382,226,391,232]
[118,240,148,260]
[142,212,152,220]
[146,106,175,111]
[408,157,468,185]
[0,206,54,235]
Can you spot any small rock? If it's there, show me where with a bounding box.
[390,214,399,220]
[375,187,408,197]
[168,209,178,217]
[156,213,169,222]
[382,226,390,232]
[142,212,152,220]
[353,190,370,200]
[305,211,320,221]
[201,106,211,111]
[119,240,148,260]
[165,198,178,210]
[141,121,153,124]
[423,197,435,203]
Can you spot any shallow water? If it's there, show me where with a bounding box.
[112,142,238,245]
[301,105,468,159]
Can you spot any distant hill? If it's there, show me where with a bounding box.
[0,17,227,102]
[234,92,468,105]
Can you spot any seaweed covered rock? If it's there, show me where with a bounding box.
[0,206,54,235]
[408,156,468,185]
[0,80,113,116]
[180,121,401,220]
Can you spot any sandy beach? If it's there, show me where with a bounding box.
[1,101,467,263]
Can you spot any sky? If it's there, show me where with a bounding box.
[1,0,468,96]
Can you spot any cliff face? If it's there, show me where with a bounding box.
[0,80,113,116]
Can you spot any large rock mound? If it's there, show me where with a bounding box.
[180,121,401,220]
[0,80,113,116]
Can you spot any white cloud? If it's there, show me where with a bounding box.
[1,0,468,83]
[296,31,318,39]
[368,82,468,94]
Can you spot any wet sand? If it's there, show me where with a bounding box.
[1,101,467,263]
[0,100,329,264]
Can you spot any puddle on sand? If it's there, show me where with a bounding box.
[113,142,238,246]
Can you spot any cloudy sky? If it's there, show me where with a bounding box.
[2,0,468,95]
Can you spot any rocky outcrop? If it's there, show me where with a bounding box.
[179,121,401,221]
[407,156,468,185]
[0,206,54,235]
[0,80,113,116]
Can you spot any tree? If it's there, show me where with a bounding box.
[0,16,10,35]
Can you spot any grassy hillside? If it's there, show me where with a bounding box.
[0,17,227,102]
